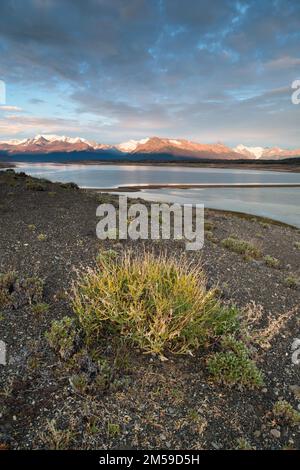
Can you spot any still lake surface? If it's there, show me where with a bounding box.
[14,163,300,228]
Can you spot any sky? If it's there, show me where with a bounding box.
[0,0,300,147]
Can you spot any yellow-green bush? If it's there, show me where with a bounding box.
[72,251,237,356]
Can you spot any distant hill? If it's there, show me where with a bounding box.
[1,134,300,162]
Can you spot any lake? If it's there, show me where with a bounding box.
[13,163,300,228]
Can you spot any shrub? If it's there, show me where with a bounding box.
[0,272,43,309]
[294,241,300,250]
[25,180,47,191]
[46,316,80,359]
[31,302,49,315]
[264,255,280,268]
[72,251,238,356]
[59,182,79,190]
[273,400,300,426]
[284,275,299,289]
[37,233,47,241]
[204,221,214,231]
[221,237,261,259]
[207,336,263,388]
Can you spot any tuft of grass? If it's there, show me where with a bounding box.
[72,251,238,356]
[46,316,79,359]
[264,255,280,268]
[284,275,299,289]
[28,224,36,231]
[40,420,75,450]
[235,438,254,450]
[31,302,49,315]
[69,373,88,394]
[221,237,261,259]
[37,233,47,241]
[107,422,121,438]
[294,241,300,250]
[273,400,300,426]
[207,336,264,388]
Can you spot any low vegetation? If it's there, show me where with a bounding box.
[207,335,264,388]
[72,251,238,356]
[221,237,261,259]
[273,400,300,426]
[0,271,43,309]
[45,316,80,359]
[264,255,280,268]
[284,275,299,289]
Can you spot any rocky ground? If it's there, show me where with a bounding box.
[0,169,299,450]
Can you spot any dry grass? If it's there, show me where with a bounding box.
[71,250,237,356]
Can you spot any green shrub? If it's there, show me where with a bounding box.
[264,255,280,268]
[31,302,49,315]
[26,180,47,191]
[207,336,263,388]
[46,316,79,359]
[273,400,300,426]
[221,237,261,259]
[284,275,299,288]
[72,251,237,356]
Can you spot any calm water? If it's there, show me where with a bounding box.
[13,163,300,227]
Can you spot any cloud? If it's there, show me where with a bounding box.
[0,105,23,112]
[0,0,299,146]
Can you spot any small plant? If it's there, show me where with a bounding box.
[46,316,80,359]
[69,373,88,394]
[264,255,280,268]
[0,272,43,309]
[40,420,74,450]
[273,400,300,426]
[206,231,218,243]
[235,438,254,450]
[37,233,47,241]
[72,251,238,356]
[221,237,261,259]
[0,271,17,308]
[31,302,49,315]
[28,224,36,231]
[26,180,46,191]
[107,422,121,438]
[204,221,214,231]
[284,275,299,289]
[207,336,263,388]
[294,241,300,250]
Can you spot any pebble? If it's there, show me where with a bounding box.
[270,429,281,439]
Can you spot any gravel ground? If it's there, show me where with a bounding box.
[0,169,299,450]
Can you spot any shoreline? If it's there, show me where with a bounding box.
[1,159,300,173]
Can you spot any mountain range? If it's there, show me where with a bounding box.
[0,135,300,161]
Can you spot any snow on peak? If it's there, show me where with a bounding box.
[117,137,150,152]
[234,144,265,159]
[169,139,182,146]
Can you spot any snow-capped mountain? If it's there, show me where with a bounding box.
[0,134,300,160]
[233,144,300,160]
[0,134,111,154]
